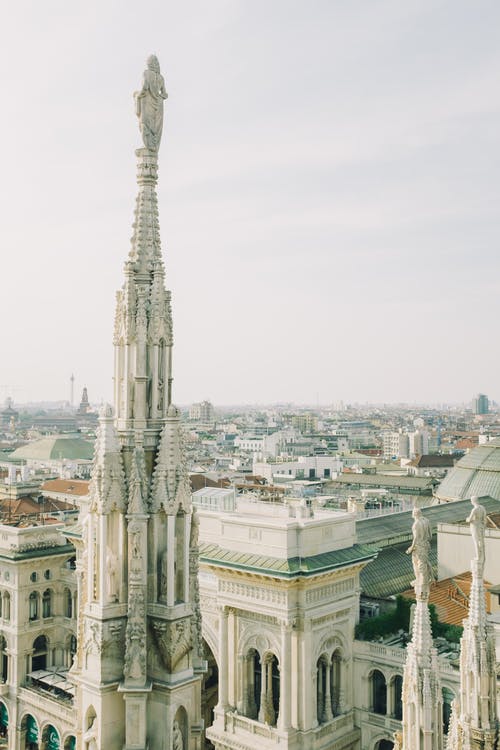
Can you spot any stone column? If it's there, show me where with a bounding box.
[217,607,228,710]
[258,657,266,723]
[278,623,292,730]
[322,661,333,723]
[267,659,275,725]
[166,516,175,607]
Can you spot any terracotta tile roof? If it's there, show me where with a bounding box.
[41,479,90,496]
[401,571,491,626]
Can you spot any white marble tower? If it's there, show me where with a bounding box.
[402,508,443,750]
[72,56,204,750]
[447,498,498,750]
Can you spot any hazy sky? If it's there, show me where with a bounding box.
[1,0,500,406]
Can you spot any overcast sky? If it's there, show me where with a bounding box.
[1,0,500,406]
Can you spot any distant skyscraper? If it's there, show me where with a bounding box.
[473,393,489,415]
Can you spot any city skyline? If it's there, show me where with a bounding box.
[2,1,500,404]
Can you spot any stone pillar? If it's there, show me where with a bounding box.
[278,623,292,730]
[217,607,228,710]
[258,657,266,723]
[266,659,275,726]
[166,516,175,607]
[322,661,333,723]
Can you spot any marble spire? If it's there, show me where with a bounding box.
[402,507,443,750]
[450,497,498,750]
[74,57,204,750]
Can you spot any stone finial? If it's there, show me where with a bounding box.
[100,403,114,419]
[134,55,168,152]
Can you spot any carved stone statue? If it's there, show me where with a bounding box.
[160,549,169,602]
[84,717,97,750]
[106,549,118,601]
[406,507,433,598]
[466,495,487,567]
[134,55,168,152]
[172,720,183,750]
[190,507,200,548]
[393,729,402,750]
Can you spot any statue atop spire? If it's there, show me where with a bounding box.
[134,54,168,151]
[466,495,487,571]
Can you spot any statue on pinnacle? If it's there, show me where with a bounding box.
[134,55,168,152]
[466,495,487,569]
[406,507,434,598]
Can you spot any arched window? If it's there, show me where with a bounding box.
[32,636,48,671]
[316,656,332,724]
[393,675,403,720]
[371,670,387,715]
[258,653,280,726]
[42,590,52,619]
[3,594,10,622]
[41,725,59,750]
[442,688,454,734]
[331,649,342,716]
[64,589,72,619]
[22,714,39,750]
[0,637,7,683]
[29,593,39,621]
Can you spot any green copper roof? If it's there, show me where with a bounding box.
[11,436,94,462]
[199,541,378,578]
[436,438,500,501]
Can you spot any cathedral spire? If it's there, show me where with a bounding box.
[113,57,172,432]
[454,497,498,749]
[402,508,443,750]
[75,57,204,750]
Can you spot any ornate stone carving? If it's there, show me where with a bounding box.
[150,410,191,514]
[406,507,433,599]
[150,617,192,672]
[84,621,102,656]
[190,550,203,661]
[103,620,124,658]
[88,407,126,514]
[134,55,168,152]
[172,720,183,750]
[124,587,146,682]
[466,496,487,570]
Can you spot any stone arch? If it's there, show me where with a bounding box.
[239,628,280,662]
[201,639,218,745]
[314,630,349,665]
[42,589,53,619]
[41,723,60,750]
[442,686,455,735]
[32,635,49,671]
[2,593,10,622]
[29,591,40,621]
[373,737,394,750]
[0,701,8,745]
[389,673,403,720]
[369,668,388,715]
[63,588,73,618]
[201,618,218,666]
[20,713,40,750]
[172,705,187,750]
[62,736,75,750]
